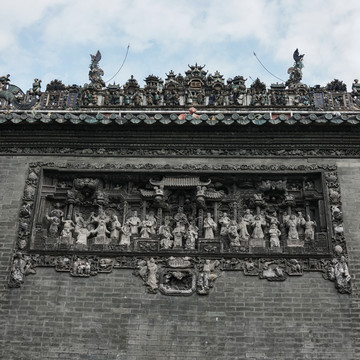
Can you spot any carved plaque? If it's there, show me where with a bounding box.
[9,162,351,295]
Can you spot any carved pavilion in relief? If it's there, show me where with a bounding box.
[3,50,355,295]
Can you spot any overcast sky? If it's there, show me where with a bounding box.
[1,0,359,92]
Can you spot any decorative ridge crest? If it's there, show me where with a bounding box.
[1,49,360,111]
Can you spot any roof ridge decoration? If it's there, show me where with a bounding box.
[0,50,359,112]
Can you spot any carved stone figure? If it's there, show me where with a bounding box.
[91,208,110,243]
[251,215,265,240]
[119,224,132,247]
[20,203,32,218]
[243,209,254,225]
[329,189,340,204]
[238,216,250,242]
[173,222,185,248]
[159,218,173,249]
[287,259,302,274]
[269,224,281,248]
[74,212,87,233]
[197,259,220,295]
[334,223,344,236]
[228,220,240,246]
[140,215,152,239]
[110,214,121,240]
[72,257,91,276]
[147,212,157,235]
[203,213,217,239]
[267,211,279,226]
[126,211,141,235]
[331,205,342,220]
[327,256,351,293]
[10,252,36,286]
[159,225,174,249]
[61,219,75,237]
[146,258,158,292]
[304,215,316,241]
[185,221,198,250]
[296,212,306,237]
[174,206,189,232]
[282,211,290,224]
[30,78,42,97]
[260,261,286,281]
[75,226,91,246]
[56,257,71,271]
[287,215,299,241]
[46,213,62,237]
[99,258,113,272]
[219,212,231,236]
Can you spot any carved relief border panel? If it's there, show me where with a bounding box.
[9,162,351,295]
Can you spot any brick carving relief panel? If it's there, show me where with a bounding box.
[9,162,351,295]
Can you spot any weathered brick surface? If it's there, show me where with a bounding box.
[0,156,359,360]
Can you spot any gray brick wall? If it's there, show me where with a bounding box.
[1,156,359,360]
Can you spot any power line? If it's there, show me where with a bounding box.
[253,51,285,83]
[105,44,130,83]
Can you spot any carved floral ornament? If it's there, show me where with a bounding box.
[9,162,351,295]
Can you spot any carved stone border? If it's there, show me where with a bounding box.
[2,145,360,158]
[8,161,352,295]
